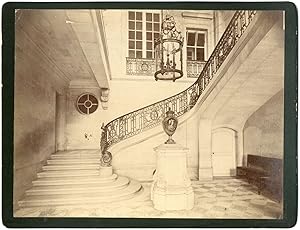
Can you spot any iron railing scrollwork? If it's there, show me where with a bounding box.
[126,57,156,76]
[187,60,206,78]
[101,10,257,163]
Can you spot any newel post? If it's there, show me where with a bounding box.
[100,123,113,177]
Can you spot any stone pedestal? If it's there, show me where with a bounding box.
[151,143,194,211]
[99,166,113,177]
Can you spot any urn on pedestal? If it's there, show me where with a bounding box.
[162,108,178,144]
[151,107,194,211]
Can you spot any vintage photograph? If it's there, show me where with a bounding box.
[11,7,286,220]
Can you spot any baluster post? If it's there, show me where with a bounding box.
[100,123,112,168]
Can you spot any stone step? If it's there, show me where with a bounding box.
[55,150,100,155]
[47,159,99,165]
[50,154,100,159]
[26,177,129,195]
[37,170,99,178]
[19,182,143,207]
[42,164,99,171]
[32,174,118,186]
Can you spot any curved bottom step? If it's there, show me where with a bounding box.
[32,174,118,186]
[19,181,143,207]
[26,176,130,196]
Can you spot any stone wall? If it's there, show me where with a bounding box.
[111,113,199,181]
[65,80,189,149]
[65,88,102,149]
[14,22,66,209]
[214,11,235,41]
[243,89,284,162]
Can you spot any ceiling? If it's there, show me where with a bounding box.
[15,9,110,90]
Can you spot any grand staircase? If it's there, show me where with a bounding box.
[17,10,276,210]
[18,150,145,208]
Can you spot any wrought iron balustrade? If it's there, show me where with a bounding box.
[187,60,206,78]
[101,10,257,163]
[126,57,156,76]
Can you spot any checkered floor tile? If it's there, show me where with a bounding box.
[14,178,283,219]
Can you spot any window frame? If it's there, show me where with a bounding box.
[186,28,208,62]
[128,11,144,59]
[127,11,161,59]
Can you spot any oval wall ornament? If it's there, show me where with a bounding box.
[76,93,99,115]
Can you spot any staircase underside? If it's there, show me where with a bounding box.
[203,17,284,130]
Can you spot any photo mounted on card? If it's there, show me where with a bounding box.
[2,1,297,228]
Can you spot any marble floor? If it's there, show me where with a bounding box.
[14,178,283,219]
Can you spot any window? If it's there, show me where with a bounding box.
[128,11,160,59]
[76,93,99,115]
[128,11,143,58]
[186,30,206,61]
[145,12,160,59]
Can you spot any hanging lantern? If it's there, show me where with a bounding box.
[154,14,184,81]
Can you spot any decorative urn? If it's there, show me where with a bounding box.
[162,108,178,144]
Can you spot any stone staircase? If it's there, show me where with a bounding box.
[18,150,145,208]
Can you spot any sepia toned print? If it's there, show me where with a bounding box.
[13,9,284,219]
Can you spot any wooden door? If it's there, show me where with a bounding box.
[212,128,236,176]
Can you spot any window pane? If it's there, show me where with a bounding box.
[136,12,142,20]
[129,21,135,30]
[154,23,160,32]
[129,11,135,20]
[89,104,98,114]
[154,33,159,39]
[136,21,142,30]
[197,33,205,46]
[187,32,196,46]
[78,105,87,114]
[146,51,153,59]
[129,50,135,58]
[146,32,152,41]
[129,31,135,39]
[146,13,152,21]
[89,95,98,104]
[147,42,152,50]
[196,48,205,61]
[136,51,142,58]
[78,94,88,103]
[129,40,135,49]
[136,41,142,49]
[136,31,142,40]
[187,47,195,60]
[154,14,159,22]
[146,22,152,31]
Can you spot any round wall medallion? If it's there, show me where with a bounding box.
[76,93,99,115]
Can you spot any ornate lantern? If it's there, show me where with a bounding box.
[154,13,184,81]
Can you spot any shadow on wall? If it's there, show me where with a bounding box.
[14,120,56,209]
[243,89,284,164]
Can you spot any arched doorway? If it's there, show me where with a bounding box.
[211,128,236,177]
